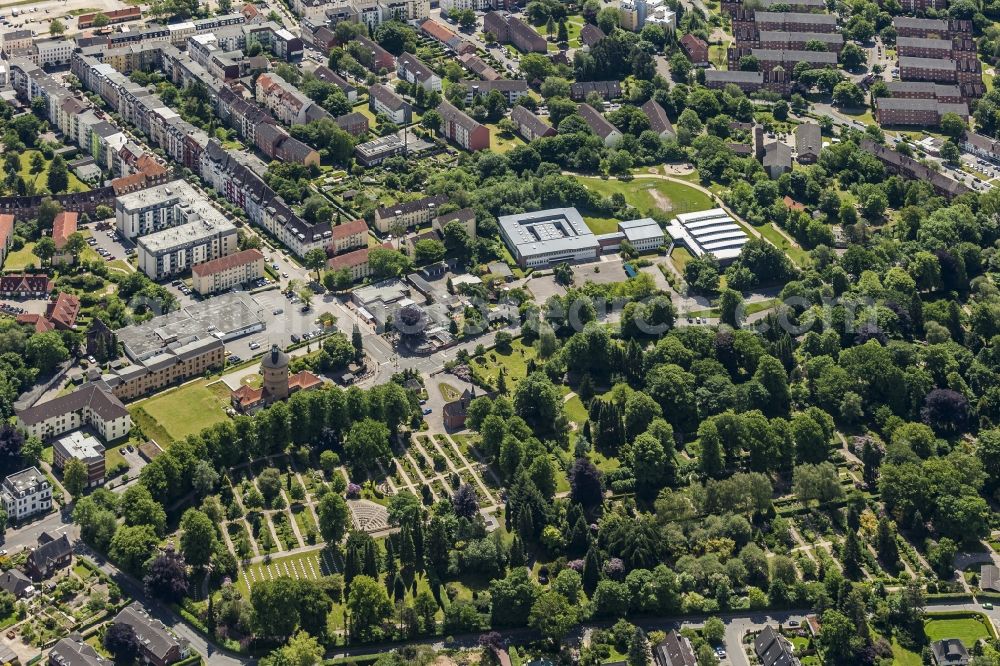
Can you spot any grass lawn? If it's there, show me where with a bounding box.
[757,223,810,267]
[575,176,715,233]
[924,614,994,646]
[18,150,90,194]
[669,245,694,275]
[890,636,925,666]
[563,395,588,426]
[470,338,537,390]
[129,379,230,445]
[486,124,524,154]
[3,241,38,271]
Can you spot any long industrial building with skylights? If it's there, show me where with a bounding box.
[666,208,749,263]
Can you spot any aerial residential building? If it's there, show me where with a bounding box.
[137,209,238,280]
[51,211,79,266]
[641,99,675,139]
[354,35,396,72]
[113,603,185,666]
[432,207,477,239]
[737,10,838,33]
[397,52,441,92]
[1,468,52,522]
[749,30,844,53]
[897,35,975,59]
[191,248,265,294]
[52,431,106,488]
[436,100,490,151]
[0,274,53,298]
[754,627,800,666]
[26,531,72,580]
[328,218,369,254]
[884,81,963,102]
[459,79,529,105]
[420,18,475,54]
[728,47,837,72]
[17,292,81,333]
[374,195,450,233]
[256,72,314,125]
[861,138,970,198]
[794,122,822,163]
[892,17,971,39]
[653,630,697,666]
[50,636,112,665]
[2,30,34,52]
[875,97,969,127]
[898,55,983,92]
[458,53,501,80]
[115,179,201,239]
[327,245,378,281]
[964,132,1000,163]
[311,65,357,102]
[511,106,556,141]
[15,382,132,442]
[335,111,370,136]
[580,24,606,48]
[369,83,412,125]
[578,103,623,148]
[484,12,547,53]
[570,80,622,101]
[680,34,709,65]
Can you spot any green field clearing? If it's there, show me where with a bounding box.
[563,395,588,426]
[487,124,525,154]
[575,176,715,234]
[2,241,38,271]
[18,150,90,194]
[891,638,921,666]
[130,379,230,445]
[470,338,538,390]
[924,614,994,646]
[757,223,809,267]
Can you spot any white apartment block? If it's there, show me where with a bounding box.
[35,39,74,67]
[115,179,198,239]
[1,468,52,522]
[137,204,238,280]
[441,0,491,11]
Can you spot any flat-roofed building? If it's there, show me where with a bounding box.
[1,467,51,522]
[666,208,749,263]
[191,247,265,294]
[498,207,601,268]
[355,133,406,166]
[52,431,106,487]
[135,193,238,280]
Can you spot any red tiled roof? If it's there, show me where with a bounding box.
[111,173,146,194]
[46,292,80,330]
[136,154,167,179]
[420,18,458,43]
[52,212,78,249]
[330,218,368,243]
[0,274,52,295]
[232,384,264,407]
[16,313,54,333]
[191,249,264,278]
[327,246,369,270]
[289,370,323,391]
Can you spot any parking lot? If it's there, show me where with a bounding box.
[219,289,341,363]
[84,220,135,265]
